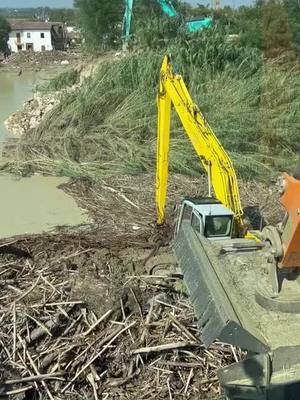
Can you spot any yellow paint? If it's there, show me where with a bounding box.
[156,55,244,231]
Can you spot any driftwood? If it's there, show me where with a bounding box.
[0,228,242,399]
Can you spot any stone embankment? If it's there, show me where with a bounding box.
[4,56,111,137]
[4,92,61,136]
[4,85,78,136]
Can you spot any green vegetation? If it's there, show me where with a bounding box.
[0,7,77,25]
[4,0,299,182]
[12,26,299,181]
[39,69,80,92]
[0,16,10,53]
[73,0,300,54]
[74,0,123,50]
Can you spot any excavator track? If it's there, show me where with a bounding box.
[173,221,269,353]
[174,221,300,348]
[174,222,300,399]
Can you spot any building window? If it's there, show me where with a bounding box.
[41,33,45,39]
[27,32,31,38]
[26,43,34,51]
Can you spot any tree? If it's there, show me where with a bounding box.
[0,16,10,53]
[236,6,263,49]
[283,0,300,51]
[74,0,124,50]
[49,8,78,25]
[262,0,294,57]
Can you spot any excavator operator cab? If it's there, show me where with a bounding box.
[176,198,234,240]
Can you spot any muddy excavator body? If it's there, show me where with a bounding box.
[219,347,300,400]
[174,197,300,398]
[155,55,300,399]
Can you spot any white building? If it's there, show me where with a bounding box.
[7,20,64,53]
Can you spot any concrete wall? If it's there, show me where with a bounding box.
[8,30,53,53]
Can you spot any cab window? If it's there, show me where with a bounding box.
[191,213,201,233]
[205,215,232,237]
[181,204,193,222]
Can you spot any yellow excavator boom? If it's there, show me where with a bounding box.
[156,55,244,231]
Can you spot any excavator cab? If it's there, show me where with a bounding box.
[176,198,234,240]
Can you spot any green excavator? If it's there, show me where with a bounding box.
[122,0,213,47]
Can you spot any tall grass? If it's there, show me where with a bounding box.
[12,31,299,181]
[38,68,80,92]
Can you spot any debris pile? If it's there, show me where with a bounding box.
[3,59,102,137]
[0,174,282,399]
[0,233,238,399]
[4,94,61,136]
[0,51,82,70]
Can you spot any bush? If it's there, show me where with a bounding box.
[39,69,80,92]
[0,16,10,53]
[74,0,123,51]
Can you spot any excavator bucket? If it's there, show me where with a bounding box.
[173,221,300,354]
[219,346,300,400]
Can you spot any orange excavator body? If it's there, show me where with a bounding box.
[279,173,300,269]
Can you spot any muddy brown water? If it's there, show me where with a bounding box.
[0,70,34,139]
[0,67,61,139]
[0,68,89,238]
[0,175,89,239]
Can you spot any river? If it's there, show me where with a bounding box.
[0,66,89,238]
[0,68,60,139]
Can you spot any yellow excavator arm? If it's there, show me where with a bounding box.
[156,55,244,231]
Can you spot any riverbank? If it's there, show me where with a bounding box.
[3,49,298,182]
[4,75,78,136]
[2,54,115,138]
[0,50,83,72]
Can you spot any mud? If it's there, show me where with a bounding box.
[219,245,300,350]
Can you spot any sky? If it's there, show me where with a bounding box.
[0,0,253,9]
[0,0,74,7]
